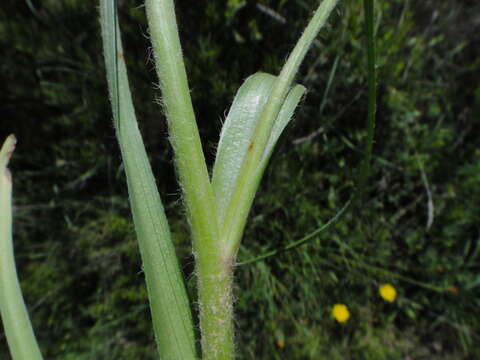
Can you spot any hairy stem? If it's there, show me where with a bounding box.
[145,1,233,358]
[198,261,234,360]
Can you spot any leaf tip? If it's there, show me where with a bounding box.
[1,134,17,167]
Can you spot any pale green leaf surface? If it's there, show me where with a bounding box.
[261,83,306,168]
[99,1,197,359]
[220,0,339,256]
[0,135,43,360]
[212,72,305,227]
[241,0,378,266]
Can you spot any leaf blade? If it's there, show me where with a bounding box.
[260,83,306,168]
[0,135,43,360]
[99,2,197,359]
[220,0,339,257]
[212,73,275,225]
[212,73,305,228]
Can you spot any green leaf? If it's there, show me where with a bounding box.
[239,0,379,266]
[0,135,43,360]
[261,83,306,167]
[99,2,197,359]
[219,0,339,257]
[212,72,305,226]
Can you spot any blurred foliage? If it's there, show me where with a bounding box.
[1,0,479,359]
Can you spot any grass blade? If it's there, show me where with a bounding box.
[356,0,377,200]
[237,198,352,266]
[0,135,43,360]
[99,2,197,359]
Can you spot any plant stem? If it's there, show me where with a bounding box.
[144,0,219,254]
[0,135,43,360]
[145,1,234,358]
[198,261,234,360]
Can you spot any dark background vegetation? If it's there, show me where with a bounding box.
[1,0,479,358]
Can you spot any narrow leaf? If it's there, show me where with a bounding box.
[239,0,379,265]
[0,135,43,360]
[212,72,305,226]
[220,0,339,257]
[261,84,306,167]
[99,2,197,359]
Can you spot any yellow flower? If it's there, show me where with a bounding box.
[332,304,350,323]
[379,284,397,302]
